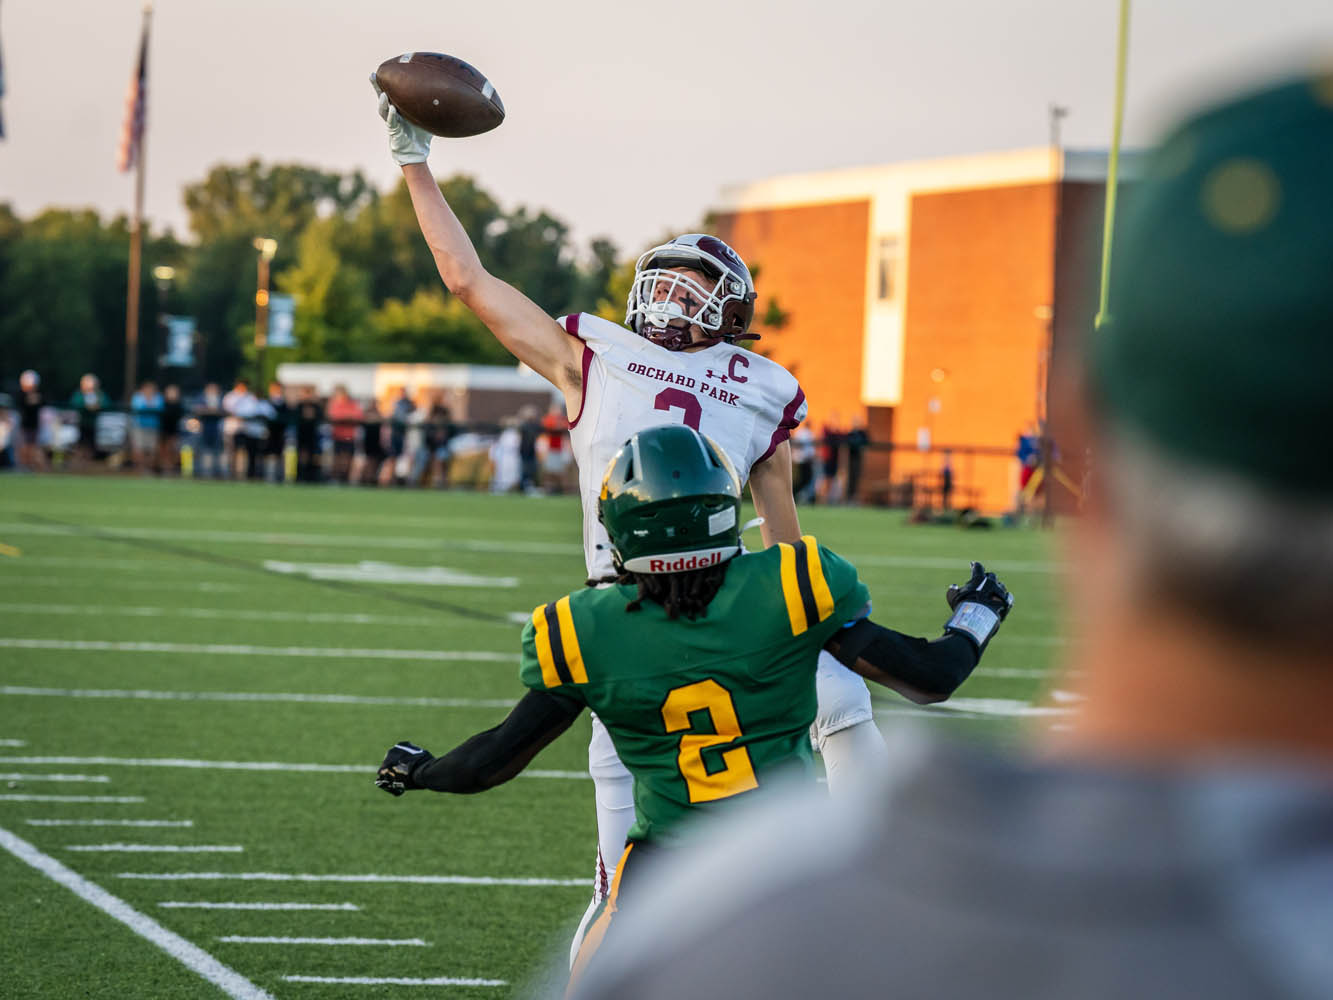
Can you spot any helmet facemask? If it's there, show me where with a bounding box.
[625,236,758,351]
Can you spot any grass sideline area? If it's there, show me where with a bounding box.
[0,476,1064,998]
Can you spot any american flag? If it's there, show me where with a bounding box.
[116,12,150,172]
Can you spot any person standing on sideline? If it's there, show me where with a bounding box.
[570,72,1333,1000]
[157,384,184,475]
[15,370,46,471]
[325,384,361,484]
[293,386,325,484]
[69,373,109,469]
[843,417,869,504]
[818,412,844,504]
[129,379,163,473]
[193,383,226,479]
[264,381,291,483]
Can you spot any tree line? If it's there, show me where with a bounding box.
[0,161,627,401]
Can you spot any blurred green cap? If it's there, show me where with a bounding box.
[1092,72,1333,496]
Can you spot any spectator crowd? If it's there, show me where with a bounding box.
[0,371,584,495]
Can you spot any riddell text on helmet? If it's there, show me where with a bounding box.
[648,552,725,573]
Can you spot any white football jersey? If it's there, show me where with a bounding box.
[557,313,807,578]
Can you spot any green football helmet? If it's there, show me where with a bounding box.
[598,425,743,574]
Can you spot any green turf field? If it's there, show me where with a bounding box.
[0,476,1066,998]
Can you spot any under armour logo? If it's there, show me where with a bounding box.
[704,369,729,383]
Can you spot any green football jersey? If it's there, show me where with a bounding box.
[519,535,870,844]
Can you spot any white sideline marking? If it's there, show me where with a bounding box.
[284,975,507,987]
[0,521,583,556]
[2,685,518,710]
[219,935,426,947]
[0,638,513,663]
[29,819,194,828]
[0,824,274,1000]
[68,844,244,853]
[0,794,144,803]
[161,901,359,911]
[972,667,1054,680]
[5,575,248,593]
[0,755,590,781]
[0,739,27,747]
[120,871,587,887]
[263,560,517,588]
[0,601,453,628]
[0,772,111,783]
[938,697,1074,718]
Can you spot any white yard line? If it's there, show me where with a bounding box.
[0,601,449,627]
[161,901,359,911]
[0,772,110,783]
[0,794,145,803]
[67,844,244,853]
[219,936,426,947]
[120,872,588,887]
[28,819,194,828]
[0,824,274,1000]
[0,638,513,663]
[2,685,518,710]
[0,521,583,556]
[284,975,507,987]
[0,739,27,747]
[0,754,590,781]
[2,576,249,593]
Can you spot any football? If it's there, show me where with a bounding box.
[373,52,505,138]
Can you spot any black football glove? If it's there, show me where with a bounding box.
[943,562,1014,655]
[375,741,433,797]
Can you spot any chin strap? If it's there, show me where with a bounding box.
[741,516,766,534]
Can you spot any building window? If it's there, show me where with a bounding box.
[876,237,900,302]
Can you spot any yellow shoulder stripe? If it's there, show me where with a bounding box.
[802,535,837,623]
[777,542,807,636]
[554,595,588,684]
[530,596,588,687]
[530,604,561,688]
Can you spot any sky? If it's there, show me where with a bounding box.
[3,0,1332,257]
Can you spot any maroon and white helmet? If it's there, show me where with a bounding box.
[625,234,758,351]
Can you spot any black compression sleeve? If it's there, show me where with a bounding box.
[411,689,583,794]
[827,618,979,699]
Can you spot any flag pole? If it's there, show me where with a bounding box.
[122,4,152,406]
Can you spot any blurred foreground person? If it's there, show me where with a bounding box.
[375,425,1012,992]
[571,74,1333,1000]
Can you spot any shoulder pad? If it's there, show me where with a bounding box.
[529,595,588,687]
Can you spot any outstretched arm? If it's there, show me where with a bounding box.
[824,562,1015,705]
[750,440,801,546]
[373,78,585,413]
[375,689,583,796]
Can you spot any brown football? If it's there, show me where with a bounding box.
[374,52,505,138]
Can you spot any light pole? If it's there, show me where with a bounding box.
[253,237,278,389]
[152,265,175,380]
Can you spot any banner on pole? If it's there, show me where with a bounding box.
[267,294,297,349]
[162,315,196,367]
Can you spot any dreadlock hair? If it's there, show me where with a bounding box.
[586,558,732,620]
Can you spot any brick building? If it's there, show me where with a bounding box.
[711,147,1139,513]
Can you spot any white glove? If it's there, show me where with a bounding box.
[370,73,432,166]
